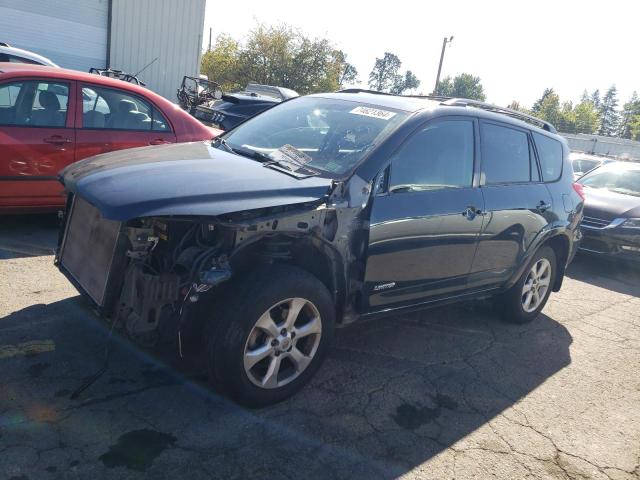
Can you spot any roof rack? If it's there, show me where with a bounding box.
[338,88,394,96]
[338,90,556,133]
[338,88,449,101]
[441,98,557,133]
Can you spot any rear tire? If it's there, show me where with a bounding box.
[496,246,556,324]
[206,264,335,407]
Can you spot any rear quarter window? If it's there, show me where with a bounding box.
[533,132,563,182]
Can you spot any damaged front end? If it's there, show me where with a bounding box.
[55,181,368,354]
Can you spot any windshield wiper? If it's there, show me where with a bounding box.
[212,137,234,154]
[212,138,273,163]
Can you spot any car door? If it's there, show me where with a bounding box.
[364,117,485,311]
[466,120,554,289]
[75,84,176,161]
[0,78,76,210]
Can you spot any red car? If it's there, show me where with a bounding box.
[0,64,220,213]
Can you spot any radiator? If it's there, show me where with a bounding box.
[59,197,121,306]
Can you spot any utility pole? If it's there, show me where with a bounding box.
[433,36,454,95]
[208,27,212,51]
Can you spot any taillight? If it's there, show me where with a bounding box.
[572,182,585,201]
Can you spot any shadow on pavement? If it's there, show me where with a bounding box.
[0,213,60,257]
[566,252,640,296]
[0,297,572,479]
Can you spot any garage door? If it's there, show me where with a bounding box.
[0,0,108,71]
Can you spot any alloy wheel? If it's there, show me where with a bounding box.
[243,297,322,389]
[521,258,552,313]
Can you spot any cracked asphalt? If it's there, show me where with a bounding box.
[1,215,639,479]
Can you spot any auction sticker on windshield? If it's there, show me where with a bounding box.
[350,106,397,120]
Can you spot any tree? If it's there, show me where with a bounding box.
[619,92,640,139]
[630,116,640,141]
[200,34,243,91]
[590,89,601,110]
[435,73,486,101]
[334,50,358,87]
[200,23,358,94]
[368,52,402,92]
[391,70,420,94]
[557,101,577,133]
[532,88,555,114]
[598,85,620,136]
[368,52,420,94]
[573,98,599,134]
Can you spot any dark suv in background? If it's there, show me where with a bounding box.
[55,90,584,406]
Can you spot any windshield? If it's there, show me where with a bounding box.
[222,96,409,177]
[579,163,640,197]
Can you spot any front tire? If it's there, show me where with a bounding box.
[207,265,335,407]
[496,246,557,324]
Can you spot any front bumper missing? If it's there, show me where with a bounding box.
[57,196,127,311]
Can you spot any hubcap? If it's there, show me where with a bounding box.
[521,258,551,313]
[243,298,322,389]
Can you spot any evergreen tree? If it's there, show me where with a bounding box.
[619,92,640,139]
[598,85,620,136]
[532,88,555,114]
[590,89,601,110]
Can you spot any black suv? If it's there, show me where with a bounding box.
[56,90,584,406]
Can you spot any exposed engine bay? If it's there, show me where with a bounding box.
[57,185,368,354]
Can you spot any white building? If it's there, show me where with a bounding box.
[0,0,206,101]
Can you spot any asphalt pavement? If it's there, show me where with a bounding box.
[0,215,638,479]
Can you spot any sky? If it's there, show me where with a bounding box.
[203,0,639,107]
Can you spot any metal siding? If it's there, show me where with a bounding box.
[109,0,205,101]
[0,0,108,71]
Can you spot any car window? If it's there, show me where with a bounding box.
[7,54,40,64]
[533,132,563,181]
[389,120,474,192]
[572,158,599,175]
[481,122,531,184]
[0,83,21,108]
[0,80,68,127]
[81,85,171,132]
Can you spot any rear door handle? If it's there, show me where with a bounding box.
[536,201,552,213]
[149,138,172,145]
[44,135,72,145]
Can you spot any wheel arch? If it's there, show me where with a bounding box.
[505,231,571,293]
[228,233,348,322]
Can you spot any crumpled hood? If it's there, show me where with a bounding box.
[582,186,640,220]
[60,142,333,221]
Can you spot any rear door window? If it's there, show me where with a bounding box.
[81,85,171,132]
[481,122,531,184]
[533,132,563,181]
